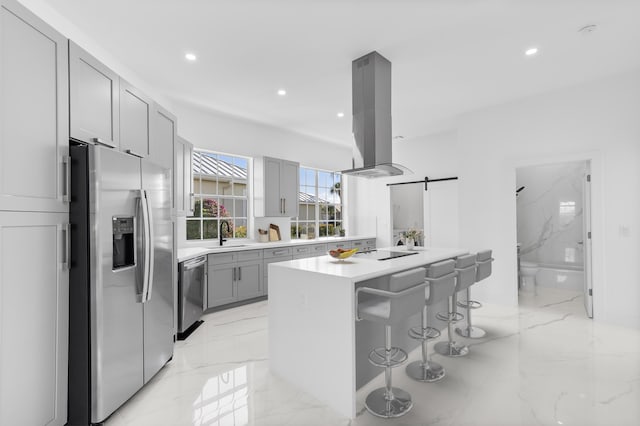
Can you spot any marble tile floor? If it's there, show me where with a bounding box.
[106,288,640,426]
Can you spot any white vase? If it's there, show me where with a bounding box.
[406,238,415,250]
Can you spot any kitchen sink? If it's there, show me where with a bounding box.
[208,244,248,249]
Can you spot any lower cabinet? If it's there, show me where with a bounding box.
[207,250,263,308]
[0,211,69,426]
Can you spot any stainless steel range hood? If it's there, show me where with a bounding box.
[342,51,409,178]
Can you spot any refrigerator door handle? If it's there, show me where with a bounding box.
[138,190,151,303]
[145,191,155,302]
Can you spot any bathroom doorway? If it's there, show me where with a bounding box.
[516,160,593,318]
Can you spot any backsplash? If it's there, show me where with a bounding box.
[516,161,587,268]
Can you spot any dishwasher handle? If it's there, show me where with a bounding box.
[183,256,206,271]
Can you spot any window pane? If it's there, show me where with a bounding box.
[335,207,342,221]
[203,220,218,239]
[218,180,232,195]
[219,197,234,217]
[319,171,331,188]
[193,178,201,194]
[319,222,328,237]
[234,199,247,218]
[233,181,247,196]
[233,157,248,179]
[201,178,217,195]
[186,220,201,240]
[202,198,217,217]
[306,169,315,186]
[192,198,202,218]
[320,203,328,220]
[234,219,247,238]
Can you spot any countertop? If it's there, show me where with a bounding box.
[269,246,468,282]
[177,235,376,263]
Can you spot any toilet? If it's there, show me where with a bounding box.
[520,261,539,292]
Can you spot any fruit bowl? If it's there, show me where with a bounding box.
[328,248,359,261]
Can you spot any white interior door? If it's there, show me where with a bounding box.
[583,165,594,318]
[424,180,459,248]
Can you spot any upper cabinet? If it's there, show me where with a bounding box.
[175,136,194,216]
[119,79,151,158]
[0,0,69,213]
[69,41,120,149]
[150,104,176,171]
[254,156,299,217]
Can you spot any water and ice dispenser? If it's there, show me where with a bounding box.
[112,217,135,269]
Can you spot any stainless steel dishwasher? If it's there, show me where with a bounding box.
[178,256,206,339]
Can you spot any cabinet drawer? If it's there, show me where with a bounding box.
[310,243,328,254]
[292,245,311,255]
[351,240,366,248]
[365,239,376,247]
[263,255,293,276]
[327,241,352,251]
[236,250,263,262]
[264,247,293,259]
[208,252,235,265]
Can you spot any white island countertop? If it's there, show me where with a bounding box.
[271,246,468,281]
[268,246,468,418]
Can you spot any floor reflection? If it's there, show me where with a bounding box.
[193,366,249,426]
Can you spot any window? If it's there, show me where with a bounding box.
[187,150,249,241]
[291,167,343,239]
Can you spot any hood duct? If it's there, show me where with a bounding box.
[341,51,409,178]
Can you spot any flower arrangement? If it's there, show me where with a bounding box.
[402,228,423,241]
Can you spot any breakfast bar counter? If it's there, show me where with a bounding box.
[268,246,467,418]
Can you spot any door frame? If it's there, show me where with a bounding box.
[513,150,602,319]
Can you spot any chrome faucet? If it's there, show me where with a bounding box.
[220,220,231,246]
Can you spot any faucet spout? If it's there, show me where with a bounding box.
[220,220,231,246]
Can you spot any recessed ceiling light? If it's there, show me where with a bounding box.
[337,112,345,118]
[393,135,405,140]
[579,24,597,35]
[185,52,197,61]
[277,89,287,96]
[525,47,539,56]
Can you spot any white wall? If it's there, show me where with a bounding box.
[172,100,352,171]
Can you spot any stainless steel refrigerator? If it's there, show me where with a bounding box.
[68,143,174,425]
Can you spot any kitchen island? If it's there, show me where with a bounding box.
[268,246,467,418]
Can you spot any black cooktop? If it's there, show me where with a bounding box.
[354,250,419,261]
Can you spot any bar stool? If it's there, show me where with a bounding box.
[434,255,473,357]
[406,259,457,382]
[456,249,494,338]
[356,268,428,418]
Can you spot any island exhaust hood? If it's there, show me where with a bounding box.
[341,51,409,178]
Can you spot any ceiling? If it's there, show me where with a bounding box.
[42,0,640,146]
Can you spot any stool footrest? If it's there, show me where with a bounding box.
[436,311,465,323]
[368,347,408,368]
[457,300,482,309]
[408,326,440,341]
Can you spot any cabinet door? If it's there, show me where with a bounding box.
[0,0,69,213]
[69,41,119,148]
[236,261,262,300]
[175,138,185,213]
[150,104,176,171]
[119,79,151,158]
[0,211,69,426]
[280,159,299,218]
[175,137,193,216]
[207,263,236,308]
[264,157,282,216]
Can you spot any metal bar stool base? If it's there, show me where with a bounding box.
[455,326,486,339]
[405,360,445,382]
[434,341,469,357]
[365,387,413,418]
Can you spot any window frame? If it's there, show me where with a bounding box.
[186,149,251,242]
[291,167,343,240]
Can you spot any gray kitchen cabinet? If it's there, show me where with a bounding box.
[175,136,194,216]
[119,79,151,158]
[254,156,299,217]
[151,104,177,171]
[69,40,120,148]
[0,211,69,426]
[207,263,236,307]
[207,250,263,307]
[0,0,69,213]
[236,260,262,300]
[327,241,353,251]
[293,243,329,259]
[0,2,69,425]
